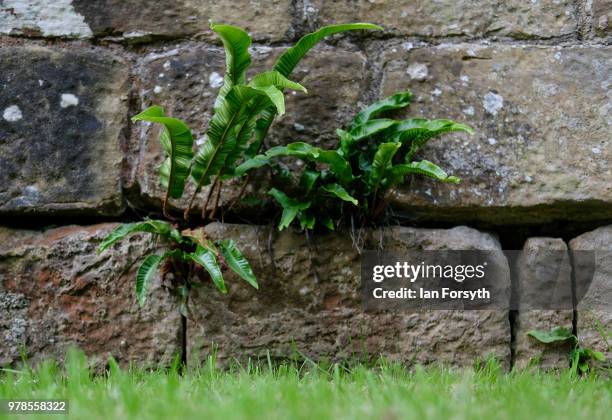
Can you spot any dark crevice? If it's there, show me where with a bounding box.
[506,250,521,370]
[461,55,492,61]
[568,248,579,338]
[1,205,610,241]
[509,309,518,370]
[490,222,611,250]
[380,217,611,251]
[180,313,187,373]
[0,205,143,230]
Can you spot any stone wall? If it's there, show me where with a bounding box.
[0,1,610,370]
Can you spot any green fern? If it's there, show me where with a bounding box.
[98,22,381,309]
[236,90,472,231]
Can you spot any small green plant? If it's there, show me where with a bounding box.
[97,221,256,313]
[527,327,606,375]
[97,22,382,308]
[234,91,473,231]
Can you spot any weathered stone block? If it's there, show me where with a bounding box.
[74,0,292,42]
[0,1,293,42]
[0,46,127,217]
[569,226,612,362]
[309,0,577,39]
[514,238,573,370]
[128,44,367,214]
[188,223,511,368]
[380,44,611,225]
[0,0,93,38]
[0,224,181,368]
[592,0,612,37]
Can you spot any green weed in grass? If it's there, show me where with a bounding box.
[0,349,610,420]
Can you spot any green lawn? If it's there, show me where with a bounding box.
[1,351,610,420]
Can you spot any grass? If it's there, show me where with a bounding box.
[0,350,610,420]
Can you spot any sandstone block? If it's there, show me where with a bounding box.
[187,223,511,368]
[0,224,181,368]
[380,44,611,225]
[0,46,127,217]
[309,0,577,39]
[0,1,293,42]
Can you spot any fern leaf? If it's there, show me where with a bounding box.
[350,91,412,129]
[210,23,252,104]
[389,160,460,186]
[218,239,258,289]
[369,142,401,191]
[189,246,226,293]
[98,220,182,253]
[132,106,193,200]
[268,188,311,230]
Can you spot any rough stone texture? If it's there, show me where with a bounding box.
[0,0,93,38]
[0,0,292,42]
[514,238,573,370]
[188,223,511,368]
[569,226,612,362]
[309,0,577,39]
[0,224,181,368]
[127,44,367,214]
[71,0,292,42]
[0,46,127,217]
[592,0,612,38]
[381,44,612,225]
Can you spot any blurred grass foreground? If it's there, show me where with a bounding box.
[0,350,610,420]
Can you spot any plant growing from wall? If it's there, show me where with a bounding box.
[527,327,607,375]
[233,91,473,231]
[97,22,382,309]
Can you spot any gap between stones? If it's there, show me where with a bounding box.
[498,229,587,370]
[569,249,579,338]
